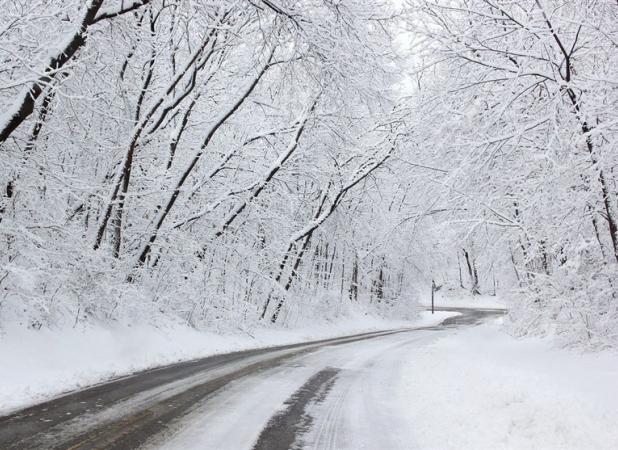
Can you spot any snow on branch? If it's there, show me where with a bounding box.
[289,141,397,244]
[0,0,154,145]
[0,1,104,144]
[93,0,152,23]
[212,95,321,239]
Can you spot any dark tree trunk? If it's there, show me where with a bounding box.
[0,1,104,143]
[463,249,480,295]
[538,4,618,263]
[349,254,359,301]
[1,87,57,223]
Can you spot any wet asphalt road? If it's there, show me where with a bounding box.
[0,307,505,449]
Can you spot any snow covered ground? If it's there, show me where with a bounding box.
[0,310,455,415]
[156,316,618,450]
[386,317,618,450]
[305,319,618,450]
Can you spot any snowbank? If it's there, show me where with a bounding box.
[0,310,456,415]
[396,317,618,449]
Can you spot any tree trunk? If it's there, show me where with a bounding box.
[349,253,359,301]
[0,1,104,143]
[462,248,480,295]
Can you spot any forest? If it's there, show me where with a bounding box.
[1,0,617,348]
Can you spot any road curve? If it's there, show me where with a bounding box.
[0,307,504,449]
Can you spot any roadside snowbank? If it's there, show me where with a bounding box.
[0,310,456,415]
[397,317,618,449]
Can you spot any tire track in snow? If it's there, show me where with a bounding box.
[252,367,341,450]
[302,334,444,450]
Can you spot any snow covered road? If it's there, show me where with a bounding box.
[5,307,617,450]
[153,325,449,450]
[149,307,618,450]
[0,310,472,449]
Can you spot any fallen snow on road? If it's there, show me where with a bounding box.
[0,310,455,414]
[152,327,442,450]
